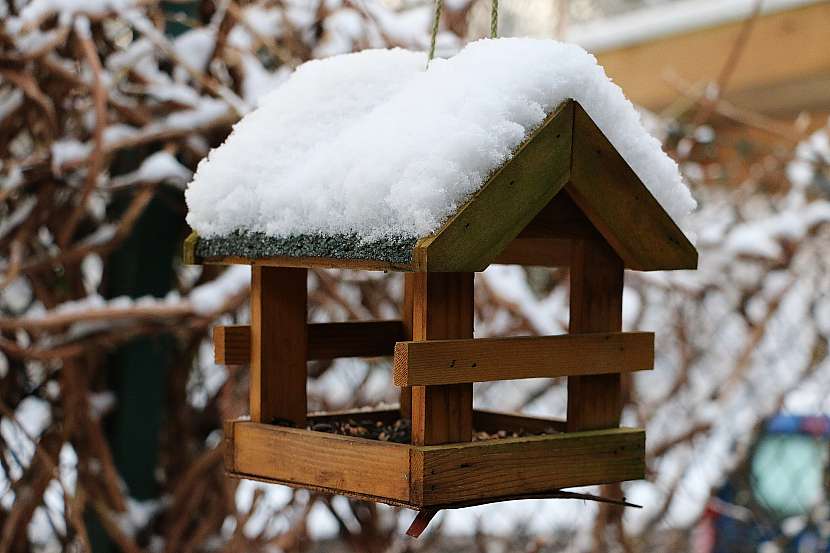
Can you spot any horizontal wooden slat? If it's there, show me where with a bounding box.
[213,320,405,365]
[308,320,404,360]
[393,332,654,386]
[213,325,250,365]
[413,427,645,506]
[228,420,412,503]
[473,409,566,434]
[225,415,645,508]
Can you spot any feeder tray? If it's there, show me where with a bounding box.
[185,100,698,518]
[224,407,645,509]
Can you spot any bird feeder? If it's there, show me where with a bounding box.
[183,100,697,522]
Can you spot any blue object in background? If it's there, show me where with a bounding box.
[705,415,830,553]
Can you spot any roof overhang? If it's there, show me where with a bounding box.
[187,100,698,272]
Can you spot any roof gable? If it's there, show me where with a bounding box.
[568,103,697,271]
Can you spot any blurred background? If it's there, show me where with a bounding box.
[1,0,829,551]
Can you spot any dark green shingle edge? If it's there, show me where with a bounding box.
[195,231,418,264]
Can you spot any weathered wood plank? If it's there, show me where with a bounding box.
[213,325,250,365]
[413,427,645,506]
[225,414,643,508]
[212,321,404,365]
[569,104,697,271]
[229,420,412,503]
[410,272,474,445]
[394,332,653,386]
[414,101,574,272]
[250,267,307,426]
[566,238,624,432]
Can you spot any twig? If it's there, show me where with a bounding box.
[59,19,108,248]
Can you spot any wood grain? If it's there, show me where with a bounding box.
[394,332,653,386]
[410,272,474,445]
[566,238,624,432]
[229,420,412,503]
[413,102,573,272]
[212,321,404,365]
[569,104,697,271]
[213,325,250,365]
[250,266,307,426]
[224,412,645,508]
[412,427,645,506]
[400,273,416,419]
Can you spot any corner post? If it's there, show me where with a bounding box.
[566,238,624,431]
[399,273,415,419]
[250,266,308,427]
[411,272,474,445]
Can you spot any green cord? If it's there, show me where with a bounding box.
[428,0,498,69]
[490,0,498,38]
[427,0,443,66]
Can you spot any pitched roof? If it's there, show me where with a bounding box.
[187,100,697,272]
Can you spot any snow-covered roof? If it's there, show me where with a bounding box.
[566,0,821,53]
[185,38,696,268]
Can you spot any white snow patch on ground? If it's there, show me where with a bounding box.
[186,38,694,242]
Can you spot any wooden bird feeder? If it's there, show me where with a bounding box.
[184,101,697,521]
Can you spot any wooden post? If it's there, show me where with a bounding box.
[566,238,624,432]
[250,266,308,427]
[411,272,474,445]
[400,273,415,419]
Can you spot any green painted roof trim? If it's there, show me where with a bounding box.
[195,231,418,264]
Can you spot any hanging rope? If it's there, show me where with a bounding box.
[490,0,498,38]
[428,0,498,67]
[427,0,443,65]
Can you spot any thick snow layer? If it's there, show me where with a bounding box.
[186,38,695,242]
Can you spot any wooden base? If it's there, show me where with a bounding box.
[224,409,645,509]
